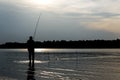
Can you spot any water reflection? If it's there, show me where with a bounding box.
[35,48,120,53]
[7,48,120,53]
[9,49,120,80]
[14,60,48,64]
[27,61,35,80]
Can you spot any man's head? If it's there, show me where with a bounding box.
[29,36,33,40]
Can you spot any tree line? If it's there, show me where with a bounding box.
[0,39,120,48]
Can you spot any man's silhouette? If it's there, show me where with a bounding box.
[27,36,35,65]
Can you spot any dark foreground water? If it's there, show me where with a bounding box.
[1,49,120,80]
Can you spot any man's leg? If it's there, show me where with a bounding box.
[32,53,34,62]
[29,53,32,66]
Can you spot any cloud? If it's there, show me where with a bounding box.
[1,0,120,43]
[3,0,120,17]
[84,17,120,34]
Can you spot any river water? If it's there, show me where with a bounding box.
[0,49,120,80]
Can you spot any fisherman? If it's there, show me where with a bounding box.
[27,36,35,65]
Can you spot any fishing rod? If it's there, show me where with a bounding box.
[33,13,42,40]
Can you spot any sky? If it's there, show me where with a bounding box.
[0,0,120,43]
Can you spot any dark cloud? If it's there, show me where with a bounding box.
[93,12,120,18]
[64,12,120,18]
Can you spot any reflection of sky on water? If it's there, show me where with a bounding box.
[14,60,48,64]
[35,48,120,53]
[2,48,120,53]
[1,49,120,80]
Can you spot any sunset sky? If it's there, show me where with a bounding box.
[0,0,120,43]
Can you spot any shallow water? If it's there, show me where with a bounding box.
[0,49,120,80]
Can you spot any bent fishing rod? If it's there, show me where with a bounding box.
[33,13,42,40]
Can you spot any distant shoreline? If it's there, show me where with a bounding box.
[1,39,120,49]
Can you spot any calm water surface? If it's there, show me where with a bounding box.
[0,49,120,80]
